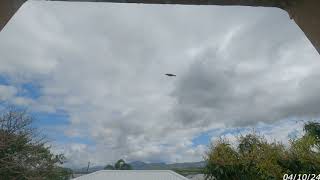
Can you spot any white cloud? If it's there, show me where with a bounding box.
[0,85,17,100]
[0,85,36,106]
[209,119,305,149]
[0,1,319,168]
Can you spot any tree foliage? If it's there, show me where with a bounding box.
[204,121,320,180]
[0,107,71,179]
[104,159,132,170]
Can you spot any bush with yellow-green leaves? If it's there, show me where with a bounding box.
[204,122,320,180]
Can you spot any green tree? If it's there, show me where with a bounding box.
[204,122,320,180]
[204,138,240,180]
[204,134,286,180]
[279,121,320,174]
[104,159,132,170]
[304,122,320,143]
[104,164,115,170]
[237,134,286,179]
[0,107,71,179]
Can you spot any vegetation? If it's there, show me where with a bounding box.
[104,159,132,170]
[204,121,320,180]
[0,107,71,179]
[173,168,203,176]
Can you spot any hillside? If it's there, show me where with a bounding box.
[73,161,205,173]
[130,161,205,170]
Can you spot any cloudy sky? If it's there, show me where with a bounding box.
[0,0,319,168]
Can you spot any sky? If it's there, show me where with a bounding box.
[0,0,320,168]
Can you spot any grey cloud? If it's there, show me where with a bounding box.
[0,1,319,167]
[171,26,320,128]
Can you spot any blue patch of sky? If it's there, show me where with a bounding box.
[192,132,211,147]
[32,111,70,127]
[192,127,252,147]
[191,118,306,147]
[219,127,250,136]
[18,82,42,99]
[194,117,320,149]
[0,75,95,145]
[51,132,95,145]
[0,74,42,99]
[0,75,10,85]
[32,111,95,145]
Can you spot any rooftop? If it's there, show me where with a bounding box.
[73,170,190,180]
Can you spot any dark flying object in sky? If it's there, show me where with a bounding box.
[165,74,177,77]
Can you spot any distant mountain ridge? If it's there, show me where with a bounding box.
[130,161,205,170]
[73,161,205,173]
[73,165,105,173]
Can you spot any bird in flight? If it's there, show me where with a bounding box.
[165,73,177,77]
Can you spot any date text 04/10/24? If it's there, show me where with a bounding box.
[283,174,320,180]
